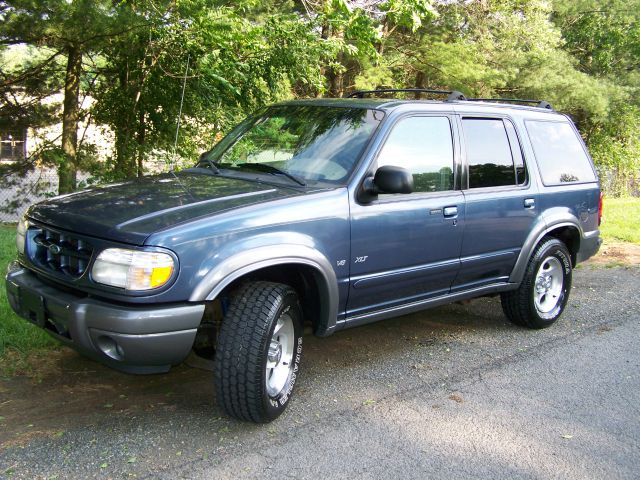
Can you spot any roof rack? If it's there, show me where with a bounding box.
[345,88,553,110]
[468,97,553,110]
[347,88,467,102]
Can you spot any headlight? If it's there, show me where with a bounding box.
[16,217,27,255]
[92,248,175,291]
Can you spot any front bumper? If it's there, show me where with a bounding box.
[5,265,205,374]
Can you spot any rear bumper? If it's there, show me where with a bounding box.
[577,230,603,264]
[5,264,205,374]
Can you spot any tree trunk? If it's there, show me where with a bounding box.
[414,71,426,99]
[327,49,345,97]
[377,19,388,55]
[113,64,138,179]
[327,58,344,98]
[59,45,82,194]
[136,108,145,177]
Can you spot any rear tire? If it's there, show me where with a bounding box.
[214,281,303,423]
[501,237,572,329]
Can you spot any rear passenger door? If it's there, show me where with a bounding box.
[452,116,537,291]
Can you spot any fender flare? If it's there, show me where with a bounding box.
[189,244,339,336]
[509,213,583,284]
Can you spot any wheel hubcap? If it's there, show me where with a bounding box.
[265,314,294,398]
[268,341,282,365]
[534,257,564,314]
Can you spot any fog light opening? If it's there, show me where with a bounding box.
[96,335,124,361]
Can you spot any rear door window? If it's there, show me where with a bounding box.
[462,118,526,188]
[525,120,596,185]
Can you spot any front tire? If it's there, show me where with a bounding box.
[214,281,303,423]
[501,237,572,329]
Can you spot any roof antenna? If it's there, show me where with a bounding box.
[171,54,190,171]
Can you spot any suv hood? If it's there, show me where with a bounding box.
[27,173,304,245]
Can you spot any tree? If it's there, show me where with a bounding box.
[1,0,638,199]
[295,0,437,97]
[552,0,640,195]
[92,0,336,179]
[0,0,139,193]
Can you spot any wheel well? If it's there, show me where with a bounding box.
[217,264,324,334]
[546,226,580,266]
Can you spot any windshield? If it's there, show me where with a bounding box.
[203,105,384,185]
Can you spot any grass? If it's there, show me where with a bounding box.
[600,197,640,245]
[0,225,57,374]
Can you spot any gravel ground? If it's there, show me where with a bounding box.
[0,265,639,479]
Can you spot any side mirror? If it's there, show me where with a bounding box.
[364,165,414,195]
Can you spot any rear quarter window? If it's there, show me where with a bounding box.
[525,120,596,185]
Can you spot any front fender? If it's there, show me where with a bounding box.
[189,244,339,336]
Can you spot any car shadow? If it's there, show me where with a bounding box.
[0,297,514,447]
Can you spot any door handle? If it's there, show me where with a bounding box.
[443,206,458,217]
[524,198,535,209]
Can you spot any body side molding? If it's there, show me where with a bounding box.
[345,282,517,329]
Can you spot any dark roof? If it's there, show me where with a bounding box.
[274,97,402,111]
[274,97,558,115]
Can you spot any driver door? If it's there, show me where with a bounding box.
[346,114,464,321]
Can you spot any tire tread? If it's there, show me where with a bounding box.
[214,281,297,422]
[501,236,570,329]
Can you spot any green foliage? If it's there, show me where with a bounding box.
[553,0,640,78]
[588,106,640,196]
[380,0,438,32]
[90,1,337,178]
[551,0,640,195]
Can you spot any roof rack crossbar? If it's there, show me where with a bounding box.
[347,88,467,102]
[345,89,552,110]
[469,97,553,110]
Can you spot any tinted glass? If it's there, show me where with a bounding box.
[504,121,527,185]
[377,116,454,193]
[206,106,383,185]
[463,118,515,188]
[525,120,596,184]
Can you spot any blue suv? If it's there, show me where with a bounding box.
[6,89,602,422]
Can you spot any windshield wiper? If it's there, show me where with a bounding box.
[238,163,306,187]
[195,158,220,174]
[183,158,221,176]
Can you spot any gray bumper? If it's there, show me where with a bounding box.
[577,231,603,264]
[5,265,205,374]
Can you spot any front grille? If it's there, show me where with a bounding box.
[28,227,93,279]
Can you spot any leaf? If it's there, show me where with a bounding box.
[362,399,376,406]
[100,463,108,469]
[127,456,137,464]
